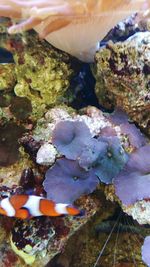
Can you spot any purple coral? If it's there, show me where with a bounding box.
[78,138,108,171]
[142,236,150,267]
[78,136,128,184]
[109,108,129,125]
[120,123,146,149]
[93,137,128,184]
[43,158,99,204]
[114,145,150,205]
[109,108,146,148]
[52,120,92,160]
[100,126,117,137]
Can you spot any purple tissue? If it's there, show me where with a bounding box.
[94,137,128,184]
[109,108,129,125]
[114,145,150,205]
[142,236,150,267]
[52,120,92,160]
[78,138,108,171]
[120,123,146,149]
[109,108,146,149]
[43,158,99,204]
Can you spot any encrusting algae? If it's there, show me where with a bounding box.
[0,20,73,120]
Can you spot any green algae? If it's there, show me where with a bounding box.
[13,34,73,119]
[0,63,16,91]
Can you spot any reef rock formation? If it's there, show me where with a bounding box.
[0,20,73,120]
[95,31,150,135]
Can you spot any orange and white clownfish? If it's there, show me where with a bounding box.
[0,195,80,219]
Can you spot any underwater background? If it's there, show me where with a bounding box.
[0,1,150,266]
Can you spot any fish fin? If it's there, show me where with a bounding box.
[15,208,30,219]
[66,206,80,216]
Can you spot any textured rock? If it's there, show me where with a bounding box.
[13,33,73,119]
[0,26,73,120]
[95,32,150,135]
[36,143,57,166]
[123,200,150,225]
[0,64,16,91]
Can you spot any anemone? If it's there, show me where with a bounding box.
[52,120,92,160]
[0,1,149,61]
[43,158,99,204]
[114,145,150,205]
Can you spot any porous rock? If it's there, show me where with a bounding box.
[95,32,150,135]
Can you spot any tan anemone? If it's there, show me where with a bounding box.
[0,0,149,62]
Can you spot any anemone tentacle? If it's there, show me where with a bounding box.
[0,0,149,61]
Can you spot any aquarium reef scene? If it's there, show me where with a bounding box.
[0,0,150,266]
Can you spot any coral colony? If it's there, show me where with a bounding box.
[44,158,99,204]
[44,117,150,264]
[114,145,150,205]
[52,120,92,160]
[45,120,129,197]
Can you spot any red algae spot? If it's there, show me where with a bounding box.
[1,217,15,234]
[51,218,70,238]
[3,249,18,267]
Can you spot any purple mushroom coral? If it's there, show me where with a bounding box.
[109,108,146,149]
[78,136,128,184]
[114,145,150,206]
[43,158,99,204]
[109,108,129,125]
[120,123,146,149]
[52,120,92,160]
[142,236,150,267]
[91,137,128,184]
[78,138,108,171]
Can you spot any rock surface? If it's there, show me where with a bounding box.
[95,32,150,135]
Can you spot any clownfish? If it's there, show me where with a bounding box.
[0,195,80,219]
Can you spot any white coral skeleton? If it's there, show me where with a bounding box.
[0,0,149,61]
